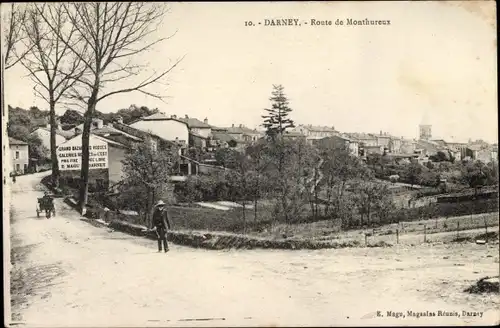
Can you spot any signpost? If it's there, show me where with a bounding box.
[57,136,108,171]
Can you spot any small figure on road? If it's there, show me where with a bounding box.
[12,174,16,183]
[150,200,171,253]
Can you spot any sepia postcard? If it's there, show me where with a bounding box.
[2,1,499,327]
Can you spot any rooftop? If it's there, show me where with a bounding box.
[212,132,240,143]
[9,137,28,145]
[138,113,212,129]
[346,132,377,140]
[92,125,142,141]
[177,117,211,129]
[221,125,260,135]
[299,125,337,133]
[140,112,169,121]
[33,126,75,139]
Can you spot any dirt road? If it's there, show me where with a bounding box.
[6,173,499,327]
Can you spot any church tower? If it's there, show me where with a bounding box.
[419,124,432,140]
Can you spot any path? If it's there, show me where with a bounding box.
[6,173,499,327]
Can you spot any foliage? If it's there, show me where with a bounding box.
[113,105,159,124]
[259,138,321,223]
[320,148,371,219]
[40,3,183,212]
[119,141,179,225]
[7,105,48,161]
[59,109,84,125]
[28,106,49,119]
[261,84,295,140]
[460,161,497,193]
[403,161,423,187]
[429,150,452,162]
[352,181,394,227]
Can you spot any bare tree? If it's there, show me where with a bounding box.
[21,4,85,185]
[2,3,29,70]
[39,3,183,213]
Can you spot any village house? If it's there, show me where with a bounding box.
[465,144,496,163]
[129,113,190,146]
[363,145,385,156]
[292,124,338,145]
[70,117,107,136]
[113,117,212,177]
[346,133,378,147]
[414,139,443,157]
[373,131,391,150]
[210,130,243,149]
[447,146,462,161]
[216,124,262,143]
[56,134,130,191]
[388,136,403,154]
[400,138,417,154]
[9,138,29,175]
[314,135,359,157]
[177,115,212,138]
[282,130,307,141]
[29,124,74,154]
[492,144,498,162]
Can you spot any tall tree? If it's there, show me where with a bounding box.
[39,3,183,213]
[262,84,295,140]
[21,3,85,186]
[121,139,178,226]
[2,3,28,178]
[461,161,489,196]
[2,3,29,70]
[320,148,370,217]
[353,181,393,226]
[405,161,423,188]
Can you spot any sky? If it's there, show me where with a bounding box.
[4,1,498,143]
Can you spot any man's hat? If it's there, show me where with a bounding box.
[156,200,166,206]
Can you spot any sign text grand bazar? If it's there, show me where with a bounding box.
[57,144,108,171]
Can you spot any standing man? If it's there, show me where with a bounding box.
[150,200,171,253]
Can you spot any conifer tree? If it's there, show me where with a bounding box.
[262,84,295,140]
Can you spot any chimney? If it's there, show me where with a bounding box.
[239,124,243,128]
[204,118,208,124]
[232,124,234,128]
[185,114,189,119]
[93,118,104,129]
[380,130,382,136]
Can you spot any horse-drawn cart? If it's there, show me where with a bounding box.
[37,195,55,218]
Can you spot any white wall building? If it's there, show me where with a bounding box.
[30,126,73,153]
[130,113,190,145]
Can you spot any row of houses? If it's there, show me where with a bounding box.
[10,114,498,186]
[16,113,267,190]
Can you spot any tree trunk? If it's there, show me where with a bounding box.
[49,99,59,187]
[254,190,258,223]
[242,199,246,234]
[78,103,94,214]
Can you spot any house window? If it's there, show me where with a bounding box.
[24,164,28,172]
[16,164,20,171]
[15,151,19,159]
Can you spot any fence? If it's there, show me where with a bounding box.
[362,212,499,246]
